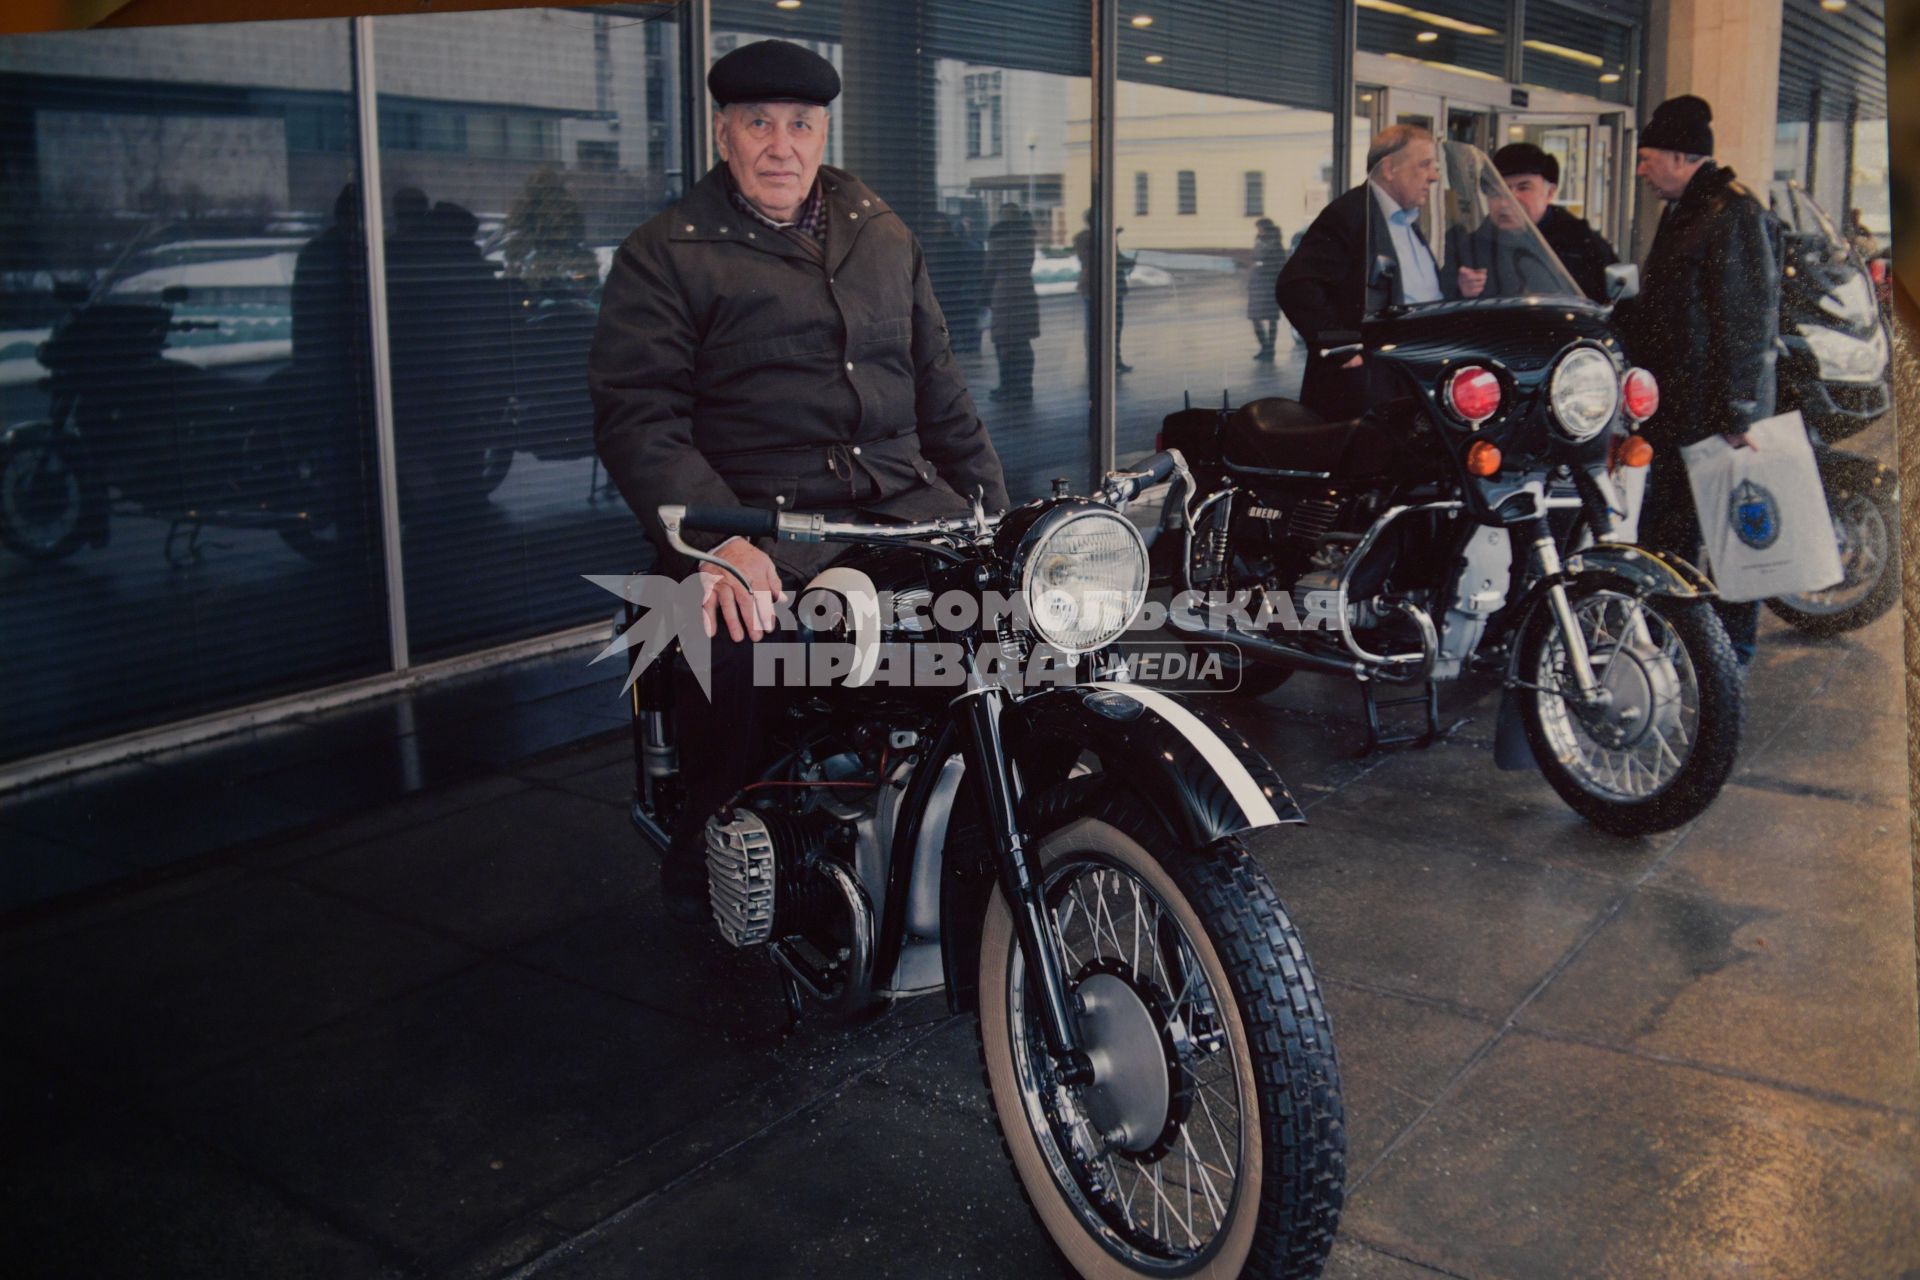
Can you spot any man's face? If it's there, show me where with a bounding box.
[1505,173,1556,224]
[716,101,829,221]
[1636,148,1698,202]
[1377,138,1439,211]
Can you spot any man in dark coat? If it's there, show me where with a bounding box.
[1614,95,1780,665]
[1491,142,1619,303]
[589,40,1009,913]
[1276,124,1448,420]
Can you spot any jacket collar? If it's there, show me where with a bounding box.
[1675,160,1736,212]
[668,164,893,271]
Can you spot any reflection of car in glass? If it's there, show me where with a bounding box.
[0,231,360,566]
[1157,142,1742,836]
[1762,181,1900,635]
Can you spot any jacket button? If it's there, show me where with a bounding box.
[845,361,854,371]
[849,212,859,220]
[747,231,756,239]
[862,199,871,207]
[684,224,695,232]
[851,445,862,456]
[775,495,786,505]
[719,225,729,233]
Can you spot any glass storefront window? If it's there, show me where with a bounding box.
[371,5,676,661]
[711,0,1092,503]
[1107,1,1342,457]
[1849,116,1890,253]
[0,20,389,763]
[1356,0,1507,84]
[1520,3,1633,105]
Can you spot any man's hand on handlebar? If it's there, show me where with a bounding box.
[700,538,785,642]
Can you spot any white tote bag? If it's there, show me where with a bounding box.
[1679,411,1843,603]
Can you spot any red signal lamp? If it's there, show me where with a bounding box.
[1622,367,1659,421]
[1445,366,1502,425]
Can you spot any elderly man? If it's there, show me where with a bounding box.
[1614,94,1779,666]
[1489,143,1618,302]
[1276,124,1451,420]
[589,39,1009,916]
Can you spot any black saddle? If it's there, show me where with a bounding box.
[1220,397,1396,477]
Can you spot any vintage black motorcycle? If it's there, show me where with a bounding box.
[1763,180,1900,635]
[1155,142,1742,837]
[622,453,1345,1278]
[0,277,367,566]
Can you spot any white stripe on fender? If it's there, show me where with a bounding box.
[1086,682,1283,829]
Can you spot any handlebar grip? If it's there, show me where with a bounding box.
[678,505,779,538]
[1140,450,1181,485]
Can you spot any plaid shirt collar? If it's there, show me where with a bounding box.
[727,170,825,241]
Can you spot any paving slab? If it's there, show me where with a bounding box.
[0,872,475,1091]
[1244,821,1621,1016]
[526,1078,1069,1280]
[0,823,128,915]
[241,772,534,870]
[1648,786,1910,919]
[1519,883,1920,1111]
[1,1118,403,1280]
[157,959,778,1268]
[287,787,643,951]
[1348,1033,1920,1280]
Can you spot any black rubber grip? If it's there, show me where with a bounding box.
[680,504,779,537]
[1141,450,1179,484]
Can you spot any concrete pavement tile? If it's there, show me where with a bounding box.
[1319,983,1497,1173]
[532,1004,959,1237]
[0,1119,402,1280]
[1518,885,1920,1111]
[1323,1236,1464,1278]
[515,737,636,784]
[240,772,533,869]
[1245,826,1619,1016]
[530,1078,1070,1280]
[0,1044,130,1157]
[1347,1034,1920,1280]
[0,824,129,915]
[1735,699,1908,806]
[0,873,475,1089]
[287,787,643,950]
[862,1012,991,1115]
[1290,734,1685,884]
[542,760,633,810]
[1648,788,1910,920]
[159,959,779,1265]
[0,861,249,956]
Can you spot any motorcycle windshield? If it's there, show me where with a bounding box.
[1769,181,1846,251]
[1364,140,1586,317]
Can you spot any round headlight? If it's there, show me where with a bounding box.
[1549,347,1619,442]
[1015,507,1149,656]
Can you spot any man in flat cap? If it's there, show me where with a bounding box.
[1490,142,1618,303]
[589,39,1009,916]
[1615,93,1780,665]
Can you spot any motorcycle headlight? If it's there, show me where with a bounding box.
[1799,322,1888,383]
[1548,347,1619,442]
[1014,506,1149,656]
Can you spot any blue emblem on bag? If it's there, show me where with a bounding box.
[1728,479,1779,550]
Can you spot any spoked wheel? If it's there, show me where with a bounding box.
[1518,578,1742,836]
[978,782,1343,1278]
[1766,481,1901,635]
[0,430,93,562]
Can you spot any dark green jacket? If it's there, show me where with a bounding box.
[589,164,1008,576]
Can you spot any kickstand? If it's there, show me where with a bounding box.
[1359,678,1441,755]
[776,964,806,1036]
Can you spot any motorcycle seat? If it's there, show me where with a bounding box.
[1221,397,1395,478]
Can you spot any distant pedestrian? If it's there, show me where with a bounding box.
[1615,94,1781,666]
[1246,218,1286,361]
[985,203,1039,402]
[1073,209,1134,374]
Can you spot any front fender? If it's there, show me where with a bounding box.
[936,681,1303,1015]
[1563,542,1717,598]
[1008,682,1304,842]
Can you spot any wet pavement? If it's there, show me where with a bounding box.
[1,599,1915,1277]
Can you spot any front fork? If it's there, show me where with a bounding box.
[956,683,1095,1086]
[1526,519,1607,708]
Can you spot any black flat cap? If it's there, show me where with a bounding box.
[1493,142,1558,186]
[708,39,841,107]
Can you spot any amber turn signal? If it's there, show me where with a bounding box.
[1614,434,1654,469]
[1464,440,1502,477]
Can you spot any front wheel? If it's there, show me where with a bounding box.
[0,428,97,562]
[978,782,1344,1278]
[1518,578,1742,836]
[1765,479,1900,635]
